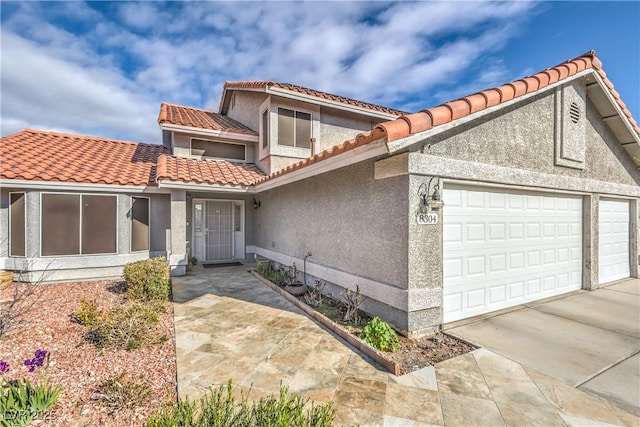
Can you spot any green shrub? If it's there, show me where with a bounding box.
[0,378,60,426]
[256,261,289,287]
[360,317,400,352]
[124,257,170,301]
[95,371,152,413]
[146,381,335,427]
[75,298,102,328]
[88,302,160,351]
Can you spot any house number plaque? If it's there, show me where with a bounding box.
[416,212,438,225]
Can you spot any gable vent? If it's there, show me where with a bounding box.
[569,102,580,123]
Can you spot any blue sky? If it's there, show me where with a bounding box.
[1,1,638,143]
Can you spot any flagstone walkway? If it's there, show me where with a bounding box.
[172,264,639,426]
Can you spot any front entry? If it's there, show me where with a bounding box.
[192,199,244,262]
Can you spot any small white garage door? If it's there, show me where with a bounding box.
[599,199,630,284]
[443,186,583,323]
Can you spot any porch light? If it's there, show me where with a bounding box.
[253,197,261,209]
[418,179,444,212]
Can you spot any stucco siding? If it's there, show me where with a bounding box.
[0,189,171,282]
[318,106,379,152]
[423,82,639,187]
[255,159,409,288]
[226,91,269,132]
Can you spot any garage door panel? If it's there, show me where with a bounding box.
[598,199,630,284]
[443,186,583,323]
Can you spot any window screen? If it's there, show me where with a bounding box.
[277,108,311,148]
[131,197,150,252]
[278,108,295,146]
[296,112,311,148]
[82,195,117,254]
[42,194,80,256]
[9,193,26,257]
[191,139,246,161]
[262,110,269,148]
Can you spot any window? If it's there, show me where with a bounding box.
[262,109,269,148]
[9,192,26,257]
[277,108,311,148]
[41,194,117,256]
[191,139,246,161]
[131,197,149,252]
[234,204,241,232]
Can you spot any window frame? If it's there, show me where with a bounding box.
[276,107,313,149]
[189,137,247,162]
[261,108,269,149]
[9,192,26,258]
[130,196,150,253]
[39,192,119,257]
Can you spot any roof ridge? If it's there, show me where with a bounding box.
[222,80,406,116]
[160,102,218,114]
[5,128,163,149]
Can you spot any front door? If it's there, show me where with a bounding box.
[192,199,244,262]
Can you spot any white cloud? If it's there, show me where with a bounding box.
[1,1,539,142]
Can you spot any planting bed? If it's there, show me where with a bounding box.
[252,269,475,376]
[0,280,176,426]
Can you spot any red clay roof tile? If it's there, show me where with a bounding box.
[158,103,257,135]
[222,81,406,116]
[0,129,167,186]
[255,50,639,186]
[156,154,265,187]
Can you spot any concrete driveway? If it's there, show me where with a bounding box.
[448,278,640,416]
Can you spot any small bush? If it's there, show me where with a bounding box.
[74,298,102,328]
[87,302,160,351]
[95,371,152,413]
[124,257,170,302]
[256,261,289,287]
[146,381,335,427]
[360,317,399,352]
[0,378,60,426]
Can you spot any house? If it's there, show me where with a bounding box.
[1,50,638,335]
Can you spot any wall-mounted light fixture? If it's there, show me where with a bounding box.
[253,197,261,209]
[418,177,445,212]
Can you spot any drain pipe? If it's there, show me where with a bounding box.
[303,252,312,285]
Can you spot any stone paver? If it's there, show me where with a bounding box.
[449,278,640,416]
[173,265,639,426]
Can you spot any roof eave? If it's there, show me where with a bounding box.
[157,179,255,193]
[385,69,640,168]
[254,138,389,192]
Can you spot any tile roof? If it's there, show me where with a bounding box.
[158,102,257,135]
[156,154,265,187]
[0,129,167,186]
[222,80,406,116]
[255,50,639,185]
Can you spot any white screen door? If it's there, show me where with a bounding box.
[205,201,233,261]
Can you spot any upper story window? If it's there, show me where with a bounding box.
[191,138,246,162]
[262,109,269,148]
[277,107,311,149]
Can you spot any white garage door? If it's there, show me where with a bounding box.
[443,186,583,323]
[599,199,630,284]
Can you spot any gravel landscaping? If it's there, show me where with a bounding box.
[0,279,176,426]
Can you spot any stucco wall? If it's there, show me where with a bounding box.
[422,82,639,186]
[318,106,379,152]
[171,132,257,164]
[226,91,269,132]
[0,189,171,282]
[256,159,408,287]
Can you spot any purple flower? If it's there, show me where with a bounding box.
[23,349,48,372]
[0,361,9,373]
